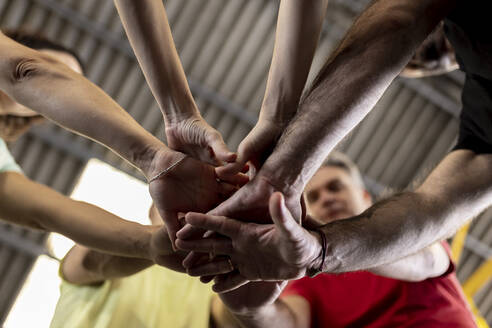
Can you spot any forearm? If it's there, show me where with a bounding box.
[312,150,492,273]
[115,0,198,124]
[0,172,153,259]
[216,300,299,328]
[61,245,154,285]
[260,0,328,124]
[0,32,169,178]
[259,0,455,193]
[369,242,449,281]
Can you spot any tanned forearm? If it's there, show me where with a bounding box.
[260,0,328,125]
[368,242,449,281]
[61,245,154,285]
[62,227,187,285]
[114,0,198,124]
[0,32,172,178]
[0,172,153,259]
[259,0,456,193]
[310,150,492,273]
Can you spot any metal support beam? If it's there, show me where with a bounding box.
[0,226,56,260]
[452,222,471,263]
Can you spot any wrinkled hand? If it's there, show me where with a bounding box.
[166,115,236,166]
[176,192,320,292]
[148,150,248,247]
[217,118,285,177]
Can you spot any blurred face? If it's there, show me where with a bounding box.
[0,49,83,117]
[304,166,372,224]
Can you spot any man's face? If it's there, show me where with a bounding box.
[0,49,83,117]
[304,166,372,224]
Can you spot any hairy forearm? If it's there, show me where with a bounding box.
[0,172,153,259]
[0,32,169,178]
[260,0,328,124]
[313,150,492,274]
[369,242,449,281]
[115,0,198,124]
[259,0,455,193]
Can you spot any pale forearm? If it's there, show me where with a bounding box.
[219,301,298,328]
[313,151,492,274]
[0,172,153,259]
[260,0,328,124]
[259,0,455,193]
[115,0,198,124]
[0,32,168,178]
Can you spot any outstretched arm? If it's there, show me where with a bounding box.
[0,31,245,244]
[313,150,492,273]
[114,0,234,165]
[61,224,187,285]
[0,31,166,179]
[257,0,456,195]
[0,171,155,260]
[221,0,329,174]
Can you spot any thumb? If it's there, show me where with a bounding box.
[269,192,303,240]
[215,139,254,177]
[208,134,236,164]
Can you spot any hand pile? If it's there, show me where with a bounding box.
[146,113,323,309]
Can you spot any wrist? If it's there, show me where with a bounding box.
[256,165,305,198]
[260,95,298,126]
[162,96,200,126]
[139,145,185,181]
[305,230,324,277]
[134,224,157,260]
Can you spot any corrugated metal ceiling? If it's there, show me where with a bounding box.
[0,0,490,325]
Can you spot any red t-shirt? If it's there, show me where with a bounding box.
[282,243,476,328]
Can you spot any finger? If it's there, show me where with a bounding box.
[215,169,249,186]
[176,236,233,255]
[183,251,208,269]
[158,209,181,251]
[217,181,239,198]
[208,135,237,163]
[176,223,207,240]
[187,258,235,277]
[184,212,242,238]
[215,161,246,177]
[213,272,249,293]
[269,192,303,240]
[200,275,215,283]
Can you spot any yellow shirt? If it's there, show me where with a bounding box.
[50,265,214,328]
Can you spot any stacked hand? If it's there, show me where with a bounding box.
[217,118,286,177]
[150,114,319,296]
[147,114,250,246]
[176,192,320,293]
